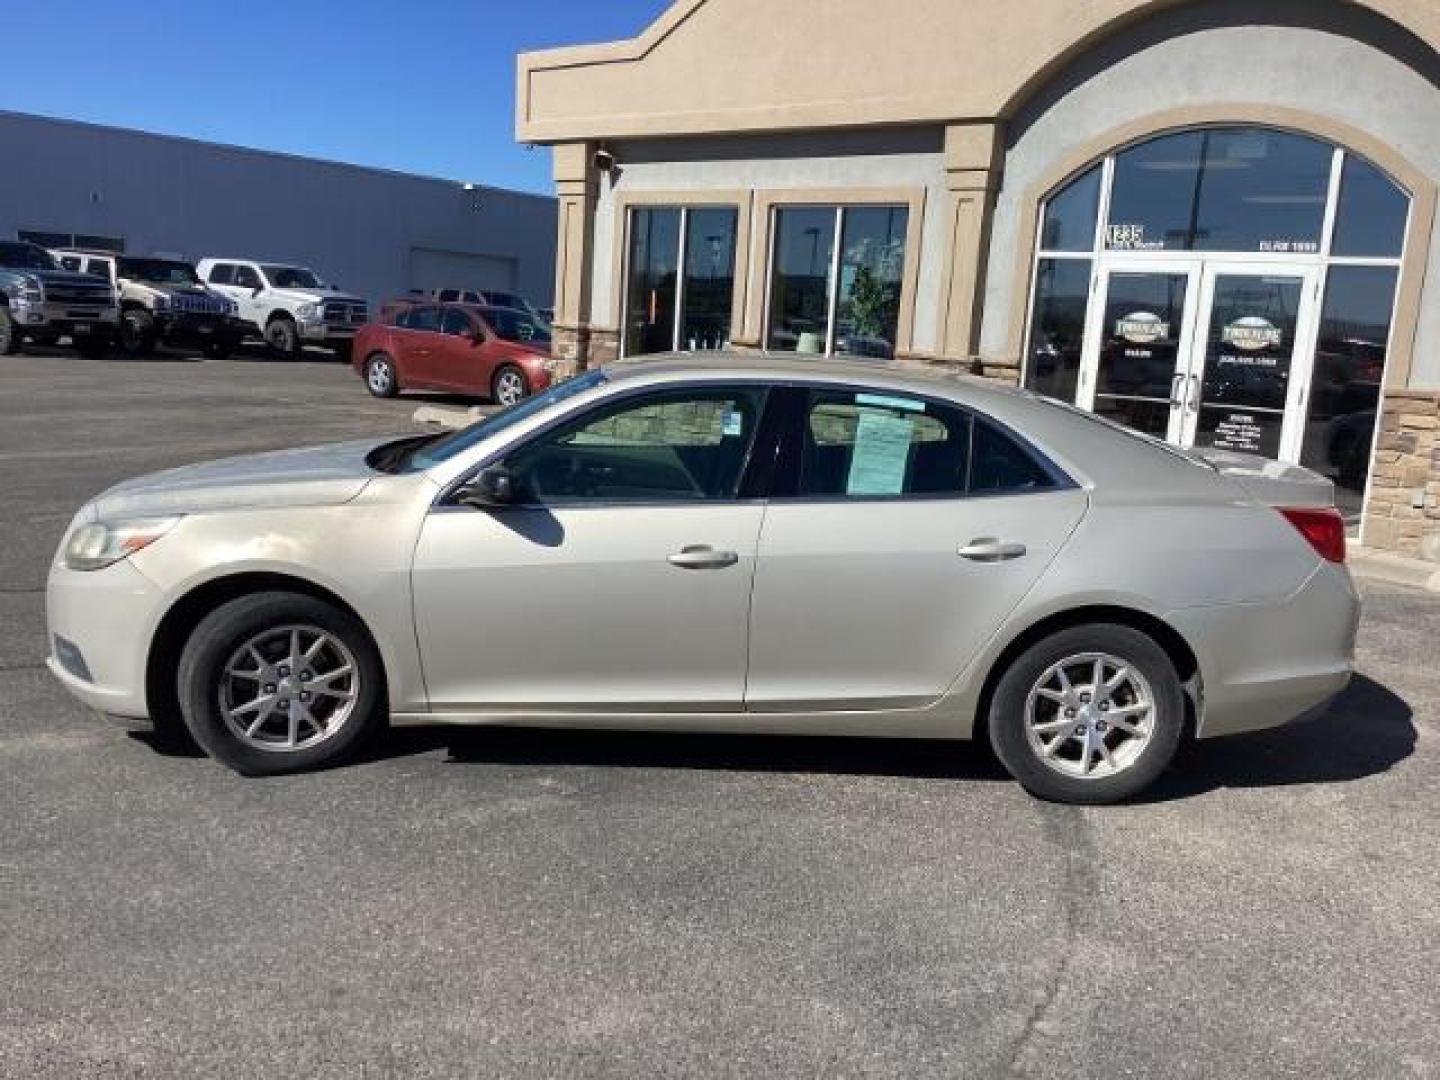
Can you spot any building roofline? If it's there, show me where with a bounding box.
[0,107,554,203]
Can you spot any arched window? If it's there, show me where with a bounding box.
[1023,125,1410,511]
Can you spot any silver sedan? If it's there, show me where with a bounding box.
[45,357,1357,803]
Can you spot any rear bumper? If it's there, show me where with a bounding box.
[1170,563,1359,738]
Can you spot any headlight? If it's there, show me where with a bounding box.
[64,516,182,571]
[153,295,170,312]
[296,302,320,320]
[225,299,238,315]
[3,276,43,303]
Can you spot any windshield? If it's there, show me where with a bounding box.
[263,265,327,290]
[402,369,607,472]
[117,258,202,286]
[483,307,551,346]
[0,242,59,271]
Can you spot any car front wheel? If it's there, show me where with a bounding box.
[988,623,1185,805]
[265,316,302,360]
[364,353,399,397]
[491,364,529,407]
[177,592,386,775]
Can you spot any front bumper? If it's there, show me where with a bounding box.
[301,320,363,342]
[1171,562,1360,739]
[14,299,118,334]
[45,559,162,719]
[157,312,246,346]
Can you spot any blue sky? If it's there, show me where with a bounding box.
[1,0,672,194]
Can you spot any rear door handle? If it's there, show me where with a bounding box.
[667,545,740,570]
[958,538,1027,562]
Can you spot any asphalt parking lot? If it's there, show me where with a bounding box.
[1,351,1437,1078]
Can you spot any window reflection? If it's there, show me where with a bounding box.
[767,207,836,354]
[1106,128,1331,253]
[1023,259,1090,404]
[835,206,907,359]
[1302,266,1399,515]
[680,208,738,351]
[624,208,681,357]
[1332,157,1409,259]
[1040,165,1101,252]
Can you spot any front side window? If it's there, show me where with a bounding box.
[407,306,442,333]
[208,264,235,285]
[441,308,475,336]
[234,265,261,289]
[504,387,766,503]
[622,206,739,357]
[767,204,909,359]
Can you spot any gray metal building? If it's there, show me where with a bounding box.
[0,109,555,307]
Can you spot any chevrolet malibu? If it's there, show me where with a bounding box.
[46,357,1358,803]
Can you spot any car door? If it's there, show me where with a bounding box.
[744,386,1088,711]
[436,307,487,394]
[229,264,268,327]
[394,305,447,387]
[411,383,771,713]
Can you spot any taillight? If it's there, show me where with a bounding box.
[1278,507,1346,564]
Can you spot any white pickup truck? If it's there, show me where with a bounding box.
[197,258,368,360]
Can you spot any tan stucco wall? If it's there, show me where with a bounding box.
[516,0,1440,142]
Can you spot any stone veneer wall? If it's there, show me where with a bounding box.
[1365,389,1440,562]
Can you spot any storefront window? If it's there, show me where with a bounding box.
[767,204,908,358]
[1106,128,1332,253]
[623,205,738,357]
[1040,165,1101,253]
[1332,157,1409,259]
[1023,125,1411,522]
[1301,266,1399,514]
[1024,259,1091,404]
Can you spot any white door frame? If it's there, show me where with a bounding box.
[1078,258,1203,444]
[1079,255,1322,461]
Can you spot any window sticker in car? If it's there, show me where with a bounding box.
[856,393,925,413]
[721,410,744,437]
[846,409,914,495]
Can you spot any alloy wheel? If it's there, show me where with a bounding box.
[367,357,393,394]
[218,625,360,753]
[494,370,526,406]
[1023,652,1156,779]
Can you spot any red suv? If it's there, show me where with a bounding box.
[353,302,555,405]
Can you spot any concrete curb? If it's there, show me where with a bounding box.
[1349,545,1440,593]
[413,404,490,430]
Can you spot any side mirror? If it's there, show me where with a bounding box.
[251,284,264,297]
[457,466,516,508]
[470,329,486,344]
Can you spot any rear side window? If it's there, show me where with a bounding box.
[86,258,112,277]
[441,308,475,336]
[798,390,971,497]
[789,388,1060,499]
[58,256,82,271]
[234,265,260,289]
[208,264,234,285]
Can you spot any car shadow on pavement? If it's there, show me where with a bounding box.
[367,725,1015,783]
[1141,673,1415,802]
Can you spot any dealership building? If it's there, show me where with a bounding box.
[0,109,555,308]
[518,0,1440,562]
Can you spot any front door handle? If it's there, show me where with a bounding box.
[1186,373,1200,414]
[667,545,740,570]
[958,538,1027,562]
[1169,372,1185,410]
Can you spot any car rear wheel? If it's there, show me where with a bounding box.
[364,353,399,397]
[177,592,386,776]
[265,316,302,360]
[988,623,1184,804]
[491,364,529,407]
[0,309,21,355]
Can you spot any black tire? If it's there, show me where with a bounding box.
[265,316,302,360]
[117,308,157,356]
[0,308,20,355]
[177,591,386,776]
[331,341,353,364]
[72,334,112,359]
[491,363,530,407]
[363,352,399,398]
[987,623,1185,805]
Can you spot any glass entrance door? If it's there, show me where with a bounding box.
[1079,262,1200,443]
[1077,261,1318,461]
[1182,265,1318,460]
